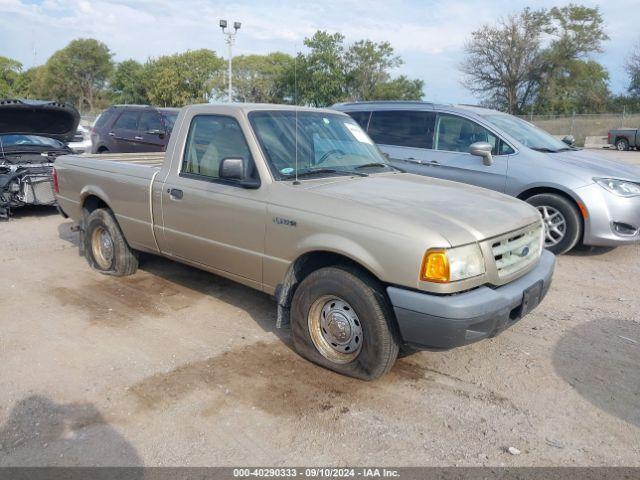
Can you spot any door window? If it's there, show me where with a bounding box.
[113,110,140,130]
[181,115,252,180]
[435,114,512,155]
[368,110,435,149]
[139,111,163,133]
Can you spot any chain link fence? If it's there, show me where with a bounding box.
[517,112,640,147]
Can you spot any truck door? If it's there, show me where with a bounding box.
[158,114,266,284]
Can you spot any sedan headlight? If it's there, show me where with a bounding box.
[594,178,640,197]
[421,244,486,283]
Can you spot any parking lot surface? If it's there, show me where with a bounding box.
[0,150,638,467]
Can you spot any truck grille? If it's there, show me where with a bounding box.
[491,223,543,279]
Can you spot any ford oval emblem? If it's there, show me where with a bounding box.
[519,246,530,257]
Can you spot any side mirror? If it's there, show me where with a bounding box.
[561,135,575,146]
[219,157,245,180]
[469,141,494,166]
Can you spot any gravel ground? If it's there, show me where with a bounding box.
[0,150,638,467]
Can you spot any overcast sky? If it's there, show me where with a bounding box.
[1,0,639,104]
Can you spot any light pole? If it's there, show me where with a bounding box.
[219,19,241,103]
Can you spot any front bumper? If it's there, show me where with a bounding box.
[578,183,640,246]
[387,250,556,349]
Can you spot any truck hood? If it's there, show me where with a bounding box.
[302,173,540,246]
[540,149,640,183]
[0,99,80,143]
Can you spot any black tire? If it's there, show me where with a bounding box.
[84,208,138,276]
[290,265,399,380]
[526,193,582,255]
[97,147,109,154]
[615,138,629,151]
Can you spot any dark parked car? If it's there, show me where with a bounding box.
[91,105,179,154]
[608,127,639,151]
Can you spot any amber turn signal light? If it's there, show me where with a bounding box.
[421,250,450,283]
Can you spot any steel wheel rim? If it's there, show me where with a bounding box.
[91,226,114,269]
[537,205,567,247]
[308,295,363,364]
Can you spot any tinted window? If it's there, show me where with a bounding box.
[368,111,435,149]
[160,111,179,132]
[182,115,252,180]
[435,114,511,155]
[94,110,115,129]
[113,110,140,130]
[139,111,163,132]
[347,111,371,130]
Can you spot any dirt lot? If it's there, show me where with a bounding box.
[0,150,638,467]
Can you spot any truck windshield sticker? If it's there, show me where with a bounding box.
[344,122,372,144]
[280,167,295,175]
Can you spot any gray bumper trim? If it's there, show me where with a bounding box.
[387,250,556,349]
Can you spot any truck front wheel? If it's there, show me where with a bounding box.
[84,208,138,276]
[290,266,399,380]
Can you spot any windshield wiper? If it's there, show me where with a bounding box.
[285,168,368,180]
[355,162,403,172]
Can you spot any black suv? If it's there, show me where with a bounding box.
[90,105,179,154]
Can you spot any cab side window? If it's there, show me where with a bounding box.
[181,115,253,181]
[368,111,435,149]
[435,114,513,155]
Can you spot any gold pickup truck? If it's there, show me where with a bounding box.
[54,103,555,380]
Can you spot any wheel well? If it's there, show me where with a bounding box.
[615,136,628,143]
[274,251,380,328]
[517,187,586,236]
[97,146,109,153]
[82,195,110,216]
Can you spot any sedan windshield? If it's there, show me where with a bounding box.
[0,134,65,149]
[249,111,392,179]
[482,114,571,152]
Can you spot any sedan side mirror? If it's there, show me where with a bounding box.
[561,135,575,146]
[469,141,494,166]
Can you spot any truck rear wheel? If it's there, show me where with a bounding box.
[84,208,138,276]
[615,138,629,151]
[290,266,399,380]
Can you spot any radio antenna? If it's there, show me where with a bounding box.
[293,45,300,185]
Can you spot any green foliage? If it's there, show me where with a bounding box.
[284,31,422,106]
[462,4,610,114]
[110,60,148,104]
[626,40,640,97]
[145,49,223,107]
[0,56,22,98]
[42,38,113,112]
[225,52,294,103]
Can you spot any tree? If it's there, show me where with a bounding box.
[225,52,293,103]
[536,4,609,113]
[110,60,148,104]
[626,40,640,96]
[345,40,402,101]
[372,76,424,100]
[145,49,223,107]
[460,8,547,113]
[42,38,113,112]
[13,66,47,99]
[0,56,23,98]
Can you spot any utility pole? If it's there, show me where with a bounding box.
[219,20,241,103]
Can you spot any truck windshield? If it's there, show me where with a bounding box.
[482,113,570,152]
[249,110,392,179]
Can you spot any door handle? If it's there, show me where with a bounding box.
[134,136,143,141]
[108,132,115,136]
[168,188,183,200]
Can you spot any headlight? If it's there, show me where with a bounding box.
[594,178,640,197]
[421,244,486,283]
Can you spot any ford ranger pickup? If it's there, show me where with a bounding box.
[54,103,555,380]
